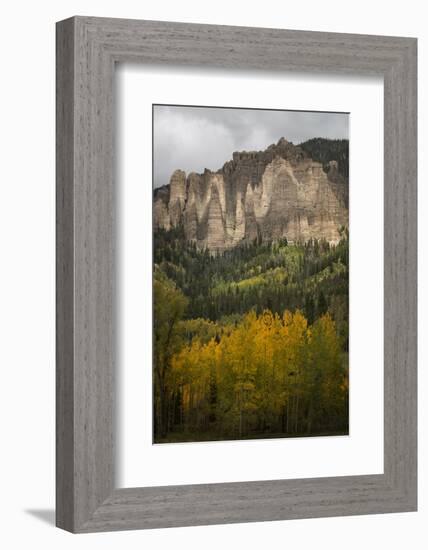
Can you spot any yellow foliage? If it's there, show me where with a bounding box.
[167,308,348,437]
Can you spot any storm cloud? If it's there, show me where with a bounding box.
[153,105,348,188]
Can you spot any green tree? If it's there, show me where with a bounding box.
[153,269,188,438]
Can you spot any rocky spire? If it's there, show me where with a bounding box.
[154,138,348,251]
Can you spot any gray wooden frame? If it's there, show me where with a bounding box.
[56,16,417,533]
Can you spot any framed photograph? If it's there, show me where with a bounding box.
[56,16,417,532]
[150,104,350,446]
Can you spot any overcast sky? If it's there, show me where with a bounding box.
[153,105,349,188]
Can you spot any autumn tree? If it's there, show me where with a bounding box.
[160,309,348,442]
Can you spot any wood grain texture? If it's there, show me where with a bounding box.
[56,16,417,533]
[56,18,75,531]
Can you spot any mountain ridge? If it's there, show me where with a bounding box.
[154,137,348,252]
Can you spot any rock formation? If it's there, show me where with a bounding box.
[154,138,348,252]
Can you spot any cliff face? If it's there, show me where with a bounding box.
[154,138,348,252]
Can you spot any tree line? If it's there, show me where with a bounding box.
[299,137,349,180]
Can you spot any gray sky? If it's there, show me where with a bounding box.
[153,105,349,188]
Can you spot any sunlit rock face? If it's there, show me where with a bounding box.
[153,138,348,252]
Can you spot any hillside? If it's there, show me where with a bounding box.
[153,227,349,442]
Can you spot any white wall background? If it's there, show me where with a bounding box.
[0,1,425,548]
